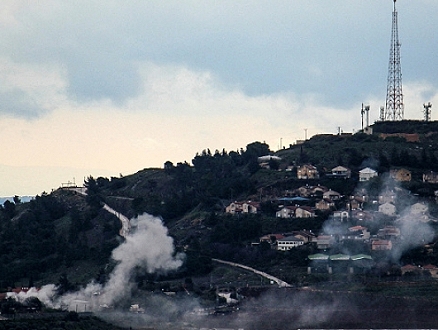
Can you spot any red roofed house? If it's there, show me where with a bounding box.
[371,239,392,251]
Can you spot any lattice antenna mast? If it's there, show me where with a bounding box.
[424,102,432,122]
[385,0,404,121]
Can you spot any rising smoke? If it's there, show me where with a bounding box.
[14,213,185,312]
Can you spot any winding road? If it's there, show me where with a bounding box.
[68,187,131,238]
[67,186,289,286]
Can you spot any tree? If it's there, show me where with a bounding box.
[84,176,103,209]
[243,141,271,162]
[164,161,174,174]
[2,200,15,219]
[378,151,390,172]
[269,157,280,170]
[390,147,401,166]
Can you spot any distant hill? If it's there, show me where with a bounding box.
[0,196,34,204]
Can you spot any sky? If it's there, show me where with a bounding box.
[1,0,438,196]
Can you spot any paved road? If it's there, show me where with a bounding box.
[68,187,130,238]
[212,258,291,288]
[67,187,286,286]
[102,204,130,237]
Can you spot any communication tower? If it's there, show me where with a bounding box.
[423,102,432,122]
[361,104,370,130]
[384,0,404,121]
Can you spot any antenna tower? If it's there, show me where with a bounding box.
[423,102,432,122]
[380,106,385,121]
[384,0,404,121]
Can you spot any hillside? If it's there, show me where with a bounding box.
[2,120,438,314]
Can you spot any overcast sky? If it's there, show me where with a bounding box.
[1,0,437,196]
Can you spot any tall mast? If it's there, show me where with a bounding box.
[384,0,404,121]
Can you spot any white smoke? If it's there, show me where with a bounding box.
[14,213,184,311]
[390,203,436,262]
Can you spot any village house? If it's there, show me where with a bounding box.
[348,225,370,240]
[317,235,335,250]
[409,202,428,215]
[378,190,397,204]
[276,206,297,218]
[297,164,320,179]
[333,210,349,222]
[257,155,282,170]
[295,185,328,198]
[290,230,317,243]
[423,264,438,278]
[377,225,401,239]
[398,202,430,223]
[315,198,335,211]
[295,206,316,218]
[323,189,342,201]
[390,168,412,182]
[329,165,351,179]
[400,264,421,276]
[378,202,397,216]
[359,167,378,181]
[401,264,438,278]
[423,171,438,183]
[225,201,260,215]
[259,233,285,244]
[371,239,392,251]
[351,209,374,222]
[347,195,365,210]
[277,236,305,251]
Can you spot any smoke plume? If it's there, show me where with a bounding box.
[14,213,184,312]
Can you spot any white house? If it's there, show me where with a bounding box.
[378,202,396,216]
[333,210,349,222]
[409,202,428,215]
[359,167,378,181]
[330,166,351,179]
[277,236,305,251]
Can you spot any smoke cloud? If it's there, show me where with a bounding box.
[13,213,184,312]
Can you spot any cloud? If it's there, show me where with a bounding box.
[1,0,437,114]
[0,57,66,117]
